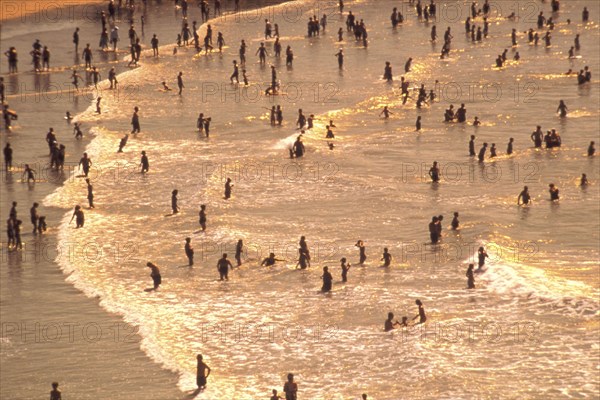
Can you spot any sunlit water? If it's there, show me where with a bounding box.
[35,0,600,398]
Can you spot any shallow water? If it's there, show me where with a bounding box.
[4,0,600,398]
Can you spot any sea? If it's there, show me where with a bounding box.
[1,0,599,399]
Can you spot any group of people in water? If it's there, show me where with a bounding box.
[2,0,597,398]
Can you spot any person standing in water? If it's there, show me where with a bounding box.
[429,216,439,244]
[50,382,62,400]
[140,151,149,173]
[340,257,351,282]
[469,135,476,156]
[429,161,440,182]
[355,240,366,264]
[199,204,207,231]
[86,178,94,208]
[296,248,309,269]
[381,248,392,267]
[335,48,344,69]
[171,190,179,214]
[383,61,393,82]
[380,106,393,119]
[507,138,514,155]
[79,152,92,177]
[556,100,568,117]
[3,143,12,171]
[384,312,401,331]
[478,143,487,162]
[283,373,298,400]
[580,173,589,187]
[185,237,194,266]
[531,126,543,148]
[235,239,243,266]
[30,203,39,233]
[177,72,184,95]
[224,178,233,199]
[477,247,488,271]
[217,253,233,281]
[466,264,475,289]
[321,266,333,292]
[412,299,427,324]
[518,186,531,205]
[549,183,560,201]
[146,262,161,289]
[292,136,305,158]
[69,205,84,228]
[131,106,140,134]
[451,212,459,230]
[588,141,595,156]
[196,354,211,390]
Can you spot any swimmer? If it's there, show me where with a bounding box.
[469,135,476,156]
[185,237,194,266]
[161,81,172,91]
[321,266,333,292]
[473,117,481,126]
[490,143,497,158]
[384,312,401,331]
[412,299,427,324]
[549,183,559,201]
[588,141,595,156]
[416,116,422,131]
[65,111,73,121]
[261,252,284,266]
[381,248,392,267]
